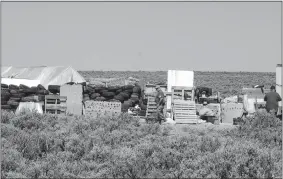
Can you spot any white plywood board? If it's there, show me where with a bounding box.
[166,70,194,110]
[276,66,281,107]
[60,84,83,115]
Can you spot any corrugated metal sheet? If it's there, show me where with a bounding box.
[1,66,86,89]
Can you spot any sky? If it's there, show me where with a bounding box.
[1,2,282,72]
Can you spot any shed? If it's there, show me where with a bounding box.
[1,66,86,89]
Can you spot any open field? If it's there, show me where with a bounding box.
[1,110,282,178]
[79,71,276,97]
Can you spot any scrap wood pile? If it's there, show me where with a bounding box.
[1,83,50,111]
[83,84,148,116]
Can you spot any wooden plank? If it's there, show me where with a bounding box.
[45,104,67,110]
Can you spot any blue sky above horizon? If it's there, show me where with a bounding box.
[2,2,282,72]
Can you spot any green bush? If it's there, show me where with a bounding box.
[1,111,282,178]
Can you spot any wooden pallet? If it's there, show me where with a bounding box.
[173,100,198,124]
[44,95,67,114]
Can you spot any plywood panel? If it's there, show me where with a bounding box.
[60,84,83,115]
[221,103,244,124]
[84,101,121,117]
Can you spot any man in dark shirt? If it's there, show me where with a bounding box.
[155,85,165,124]
[264,86,282,115]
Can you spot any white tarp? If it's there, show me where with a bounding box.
[1,78,40,87]
[166,70,194,110]
[15,102,43,115]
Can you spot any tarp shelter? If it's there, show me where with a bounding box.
[1,66,86,89]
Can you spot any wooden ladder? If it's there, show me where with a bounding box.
[146,96,157,118]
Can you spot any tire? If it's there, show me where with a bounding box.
[66,82,75,85]
[131,94,139,99]
[133,86,141,94]
[11,93,25,98]
[122,102,131,112]
[37,84,46,90]
[85,86,95,94]
[1,100,8,105]
[1,84,8,89]
[83,96,90,101]
[95,97,106,101]
[19,84,30,89]
[1,95,11,101]
[116,89,123,94]
[9,84,19,90]
[83,94,89,98]
[1,105,12,109]
[124,89,133,94]
[36,90,49,95]
[90,93,100,99]
[37,95,45,102]
[48,85,60,94]
[9,89,19,94]
[102,92,115,98]
[9,97,21,102]
[95,87,106,93]
[7,100,19,106]
[21,96,36,102]
[114,95,124,103]
[124,85,134,90]
[119,92,129,100]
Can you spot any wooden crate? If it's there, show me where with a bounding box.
[44,95,67,114]
[84,101,121,117]
[173,100,198,124]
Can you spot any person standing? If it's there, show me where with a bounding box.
[264,86,282,115]
[155,85,165,124]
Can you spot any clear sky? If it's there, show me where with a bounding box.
[1,2,282,72]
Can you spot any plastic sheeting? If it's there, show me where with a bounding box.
[1,78,40,87]
[167,70,194,110]
[15,102,43,115]
[1,66,86,89]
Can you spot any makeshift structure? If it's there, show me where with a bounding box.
[1,66,86,89]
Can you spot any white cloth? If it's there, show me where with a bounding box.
[199,107,214,116]
[15,102,43,115]
[164,118,176,125]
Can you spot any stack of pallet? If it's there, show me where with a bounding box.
[173,100,198,124]
[1,84,49,111]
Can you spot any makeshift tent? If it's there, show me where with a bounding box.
[1,66,86,89]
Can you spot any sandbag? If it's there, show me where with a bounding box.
[9,84,19,90]
[19,84,30,89]
[1,105,12,109]
[90,93,100,99]
[1,84,8,89]
[102,91,115,98]
[37,84,46,90]
[48,85,60,94]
